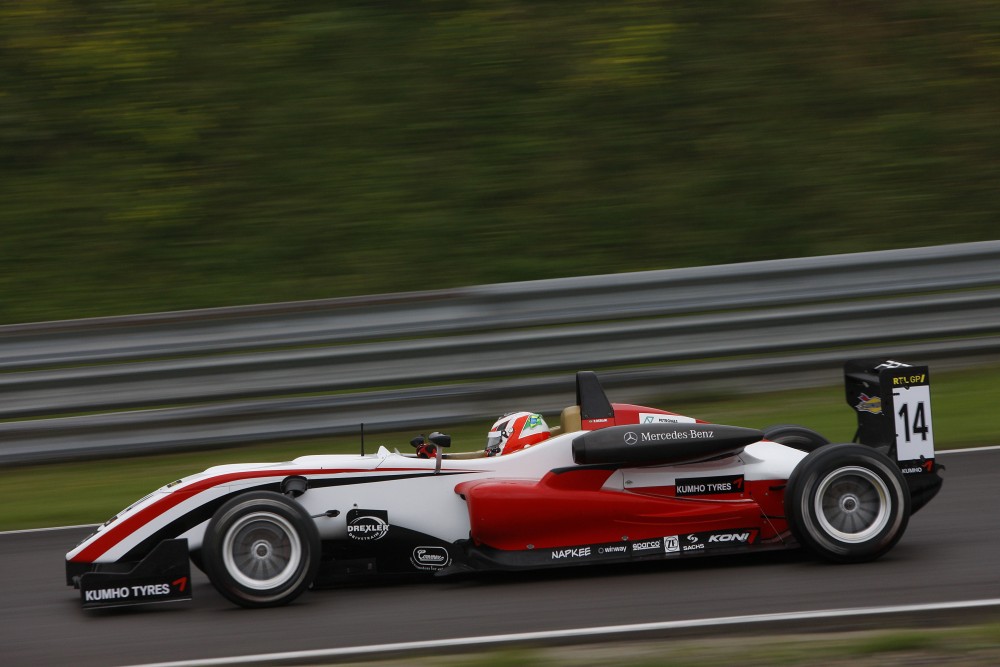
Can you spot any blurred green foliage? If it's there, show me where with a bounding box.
[1,1,998,323]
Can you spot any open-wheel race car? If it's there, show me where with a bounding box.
[66,359,943,609]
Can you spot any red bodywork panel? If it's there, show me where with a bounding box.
[456,468,787,551]
[582,403,704,431]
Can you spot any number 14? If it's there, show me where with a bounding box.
[897,401,929,442]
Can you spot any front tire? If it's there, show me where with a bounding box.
[203,491,320,608]
[785,444,910,563]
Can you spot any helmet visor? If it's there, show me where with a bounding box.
[485,431,503,455]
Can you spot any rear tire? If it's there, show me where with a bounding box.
[763,424,829,453]
[203,491,320,608]
[785,444,910,563]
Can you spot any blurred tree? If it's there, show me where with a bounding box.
[0,1,997,322]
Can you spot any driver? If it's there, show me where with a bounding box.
[485,411,551,456]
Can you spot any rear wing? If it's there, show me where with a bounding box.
[844,358,942,512]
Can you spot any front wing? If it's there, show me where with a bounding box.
[69,539,192,609]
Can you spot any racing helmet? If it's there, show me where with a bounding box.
[485,411,551,456]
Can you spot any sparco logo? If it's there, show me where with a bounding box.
[411,546,450,570]
[624,432,638,445]
[347,510,389,541]
[632,539,661,551]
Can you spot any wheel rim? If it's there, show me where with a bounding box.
[222,511,302,590]
[814,466,891,543]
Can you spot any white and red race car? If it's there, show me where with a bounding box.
[66,360,942,609]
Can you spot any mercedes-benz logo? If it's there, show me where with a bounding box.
[624,432,638,445]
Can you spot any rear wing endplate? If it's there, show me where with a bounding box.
[844,359,935,474]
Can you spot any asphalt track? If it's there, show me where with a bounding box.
[2,448,998,667]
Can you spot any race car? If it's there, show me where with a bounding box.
[66,359,943,609]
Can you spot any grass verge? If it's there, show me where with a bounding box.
[339,622,1000,666]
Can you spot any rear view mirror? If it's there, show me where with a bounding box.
[428,432,451,448]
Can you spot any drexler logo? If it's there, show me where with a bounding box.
[346,509,389,541]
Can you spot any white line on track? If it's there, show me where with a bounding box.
[123,598,1000,667]
[0,523,97,536]
[3,446,997,538]
[939,444,1000,454]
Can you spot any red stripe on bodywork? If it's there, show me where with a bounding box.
[71,467,419,562]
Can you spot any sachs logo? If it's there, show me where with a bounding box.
[624,432,638,445]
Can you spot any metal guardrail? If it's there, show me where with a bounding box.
[3,241,1000,464]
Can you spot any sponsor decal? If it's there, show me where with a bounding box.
[854,393,882,415]
[892,374,927,387]
[674,529,758,555]
[346,509,390,541]
[664,535,680,554]
[642,429,714,442]
[707,531,752,543]
[410,546,451,571]
[682,534,704,552]
[84,584,170,602]
[626,429,715,444]
[551,546,592,560]
[82,577,187,604]
[900,459,934,475]
[675,474,744,497]
[632,538,662,552]
[598,545,628,555]
[84,586,131,602]
[639,413,696,425]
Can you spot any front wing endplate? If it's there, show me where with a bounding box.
[78,539,192,609]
